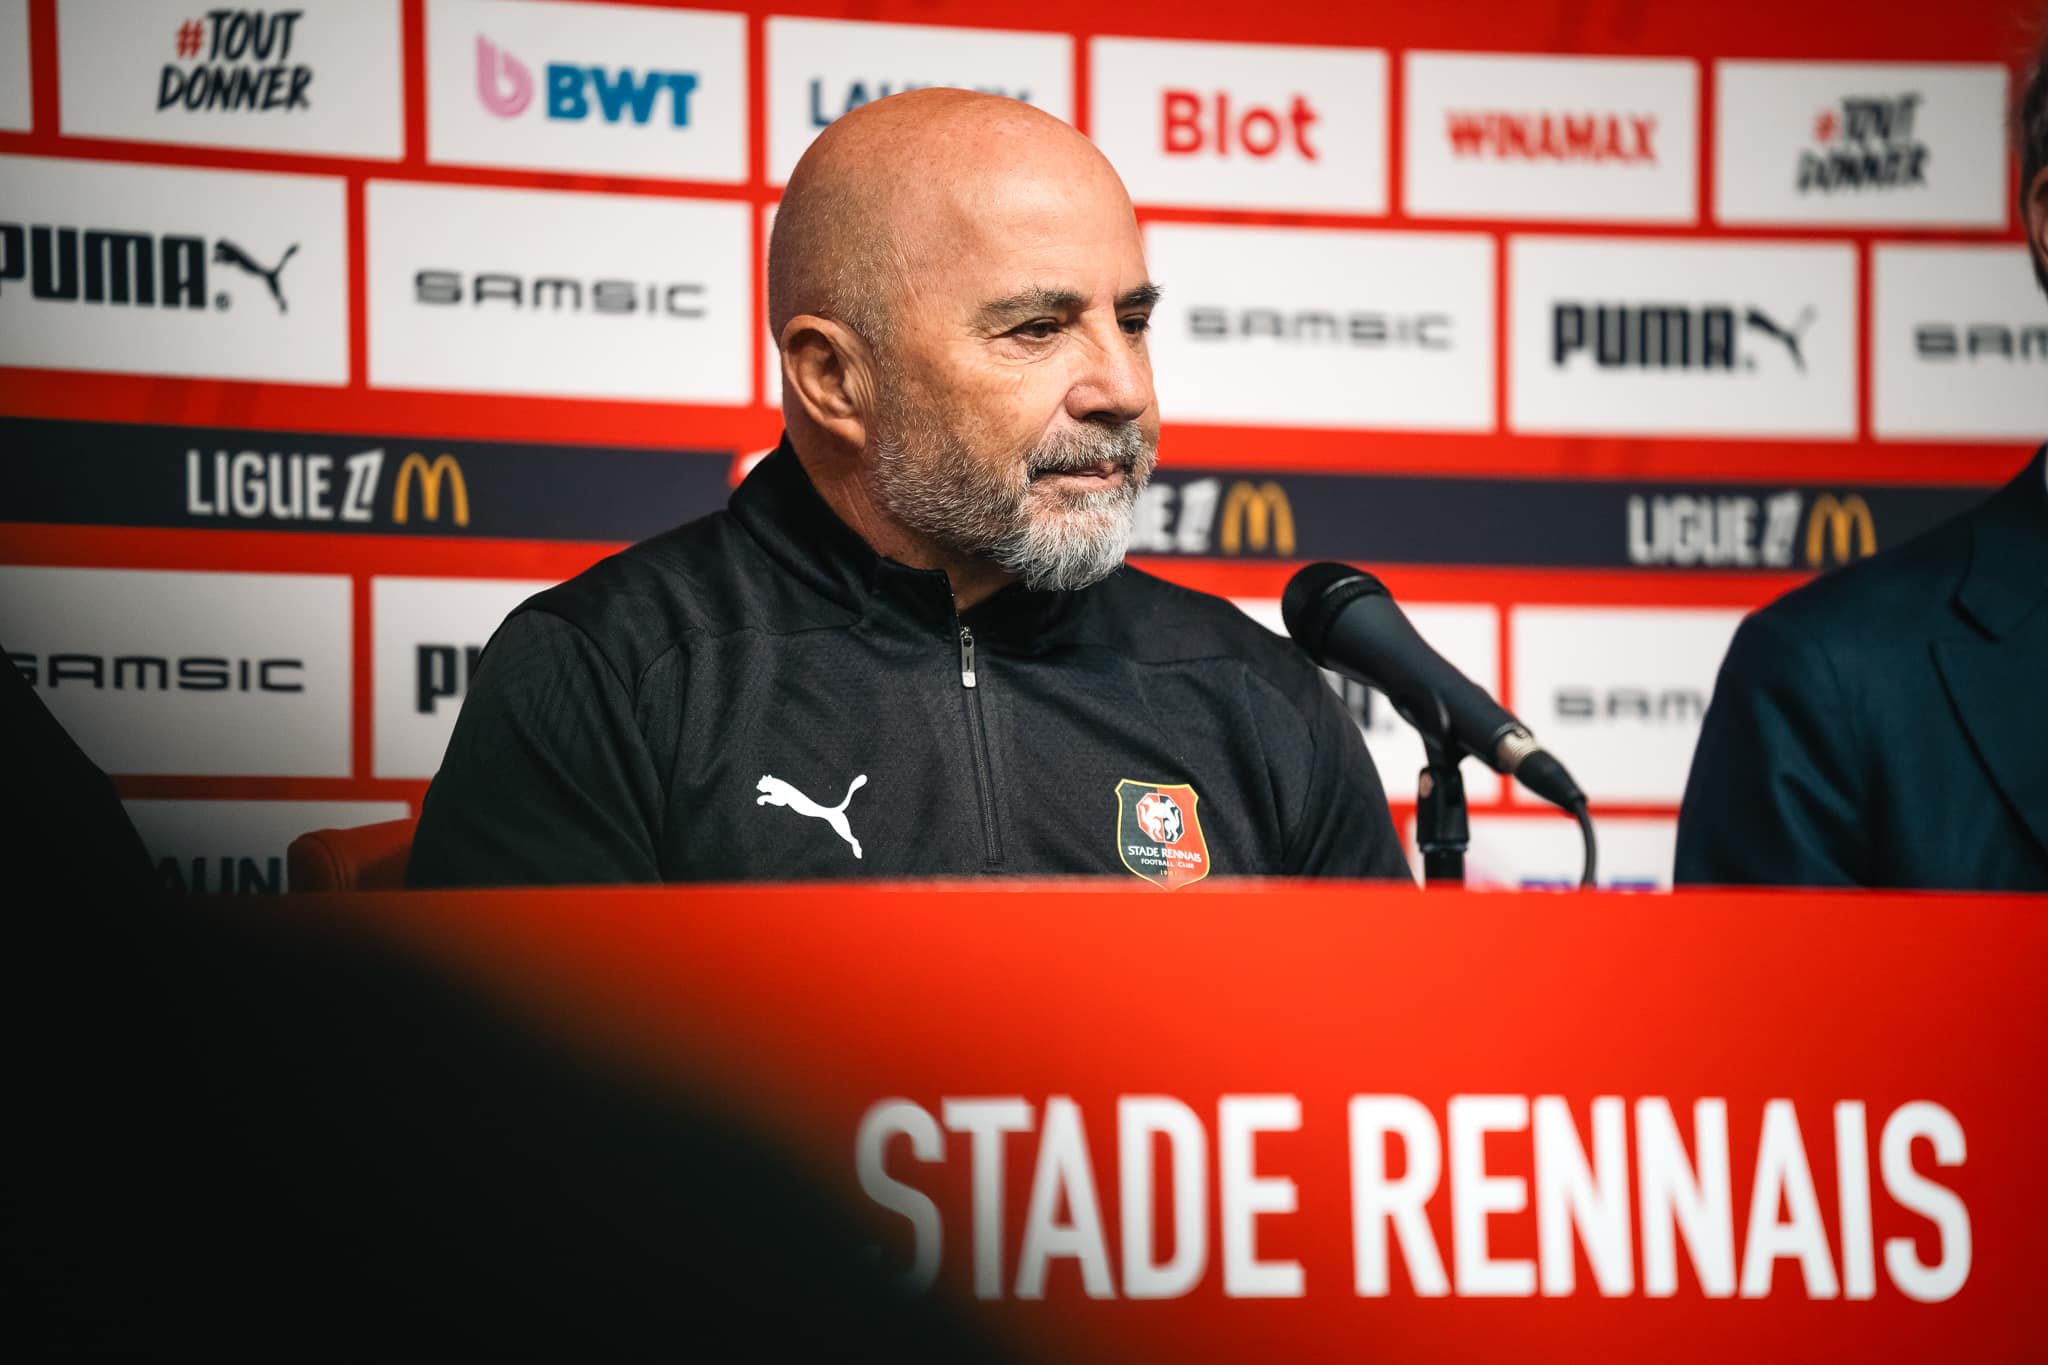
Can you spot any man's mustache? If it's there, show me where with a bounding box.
[1026,424,1155,478]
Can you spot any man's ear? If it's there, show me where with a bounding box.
[780,315,879,451]
[2029,166,2048,285]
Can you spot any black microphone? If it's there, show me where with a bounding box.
[1280,562,1588,813]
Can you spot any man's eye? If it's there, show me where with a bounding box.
[1014,320,1061,340]
[1121,314,1152,336]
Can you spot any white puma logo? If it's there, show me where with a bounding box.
[756,773,868,859]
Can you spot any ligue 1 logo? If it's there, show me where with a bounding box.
[1116,779,1211,891]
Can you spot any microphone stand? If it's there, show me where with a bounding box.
[1410,694,1470,888]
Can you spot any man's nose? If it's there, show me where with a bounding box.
[1066,316,1154,425]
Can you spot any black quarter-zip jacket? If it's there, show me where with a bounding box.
[408,440,1411,887]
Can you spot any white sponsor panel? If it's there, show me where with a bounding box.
[1235,597,1499,802]
[1509,236,1857,439]
[1145,224,1494,431]
[766,17,1072,185]
[1873,244,2048,443]
[127,799,411,894]
[1714,61,2007,227]
[1509,606,1744,805]
[1403,51,1697,223]
[1409,813,1677,891]
[0,566,351,777]
[58,0,402,158]
[0,0,30,132]
[0,155,348,384]
[366,180,751,403]
[373,576,553,779]
[1091,37,1387,214]
[426,0,746,181]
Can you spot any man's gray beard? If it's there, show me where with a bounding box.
[871,395,1157,593]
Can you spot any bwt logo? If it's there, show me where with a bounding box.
[475,35,698,127]
[1162,90,1320,161]
[416,643,483,714]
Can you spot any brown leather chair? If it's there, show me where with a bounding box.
[287,817,418,892]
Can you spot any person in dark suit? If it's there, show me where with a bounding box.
[1675,43,2048,891]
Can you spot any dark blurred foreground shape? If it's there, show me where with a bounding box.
[9,661,1003,1359]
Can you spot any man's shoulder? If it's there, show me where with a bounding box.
[1749,492,1978,649]
[1082,565,1322,688]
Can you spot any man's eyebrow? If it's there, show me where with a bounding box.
[1118,282,1163,310]
[975,287,1086,328]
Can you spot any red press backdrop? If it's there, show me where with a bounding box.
[0,0,2043,892]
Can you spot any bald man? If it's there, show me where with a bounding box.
[409,91,1409,887]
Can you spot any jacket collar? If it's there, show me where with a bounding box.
[1952,444,2048,640]
[727,434,1075,641]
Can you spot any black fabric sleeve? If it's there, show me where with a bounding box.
[1674,610,1869,888]
[408,609,667,888]
[1284,674,1416,883]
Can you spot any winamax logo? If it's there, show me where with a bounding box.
[1445,110,1656,164]
[1796,94,1928,194]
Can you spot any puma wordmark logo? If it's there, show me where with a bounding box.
[756,773,868,859]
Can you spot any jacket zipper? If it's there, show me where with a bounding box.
[957,626,1003,866]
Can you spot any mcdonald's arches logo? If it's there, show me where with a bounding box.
[1804,493,1874,568]
[1219,480,1296,555]
[392,453,470,527]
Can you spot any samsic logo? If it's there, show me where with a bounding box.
[1191,306,1451,349]
[475,34,699,128]
[1914,322,2048,363]
[8,652,304,692]
[1552,302,1815,373]
[0,222,299,313]
[1554,686,1707,724]
[414,269,705,318]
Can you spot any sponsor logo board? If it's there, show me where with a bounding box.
[57,0,402,158]
[0,155,347,384]
[1873,244,2048,443]
[766,17,1072,185]
[366,179,751,403]
[1,417,735,542]
[1403,51,1697,223]
[126,798,411,894]
[1408,813,1677,891]
[0,0,30,132]
[1509,236,1856,438]
[1714,61,2007,226]
[0,566,350,776]
[1509,606,1744,805]
[426,0,745,181]
[1144,223,1493,430]
[373,576,554,779]
[1235,597,1499,803]
[1091,37,1387,213]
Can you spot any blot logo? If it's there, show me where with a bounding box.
[1116,779,1210,890]
[1162,90,1320,161]
[473,34,699,128]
